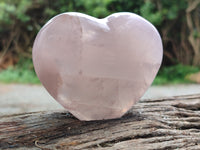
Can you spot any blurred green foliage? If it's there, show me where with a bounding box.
[0,0,188,30]
[0,0,199,84]
[153,64,200,85]
[0,0,31,26]
[0,58,39,84]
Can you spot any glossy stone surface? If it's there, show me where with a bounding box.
[32,12,163,121]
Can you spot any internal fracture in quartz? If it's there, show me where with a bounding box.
[32,12,163,121]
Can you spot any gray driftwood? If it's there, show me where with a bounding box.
[1,94,200,150]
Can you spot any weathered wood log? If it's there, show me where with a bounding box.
[1,94,200,150]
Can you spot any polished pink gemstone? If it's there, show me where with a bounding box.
[32,12,163,121]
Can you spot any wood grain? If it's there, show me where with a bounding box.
[1,94,200,150]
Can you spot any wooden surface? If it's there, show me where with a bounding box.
[0,94,200,150]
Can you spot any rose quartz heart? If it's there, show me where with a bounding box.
[33,12,163,121]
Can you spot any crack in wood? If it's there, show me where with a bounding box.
[173,103,200,111]
[0,94,200,149]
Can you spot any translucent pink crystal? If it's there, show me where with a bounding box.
[32,12,163,121]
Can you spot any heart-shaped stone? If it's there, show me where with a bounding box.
[33,12,163,121]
